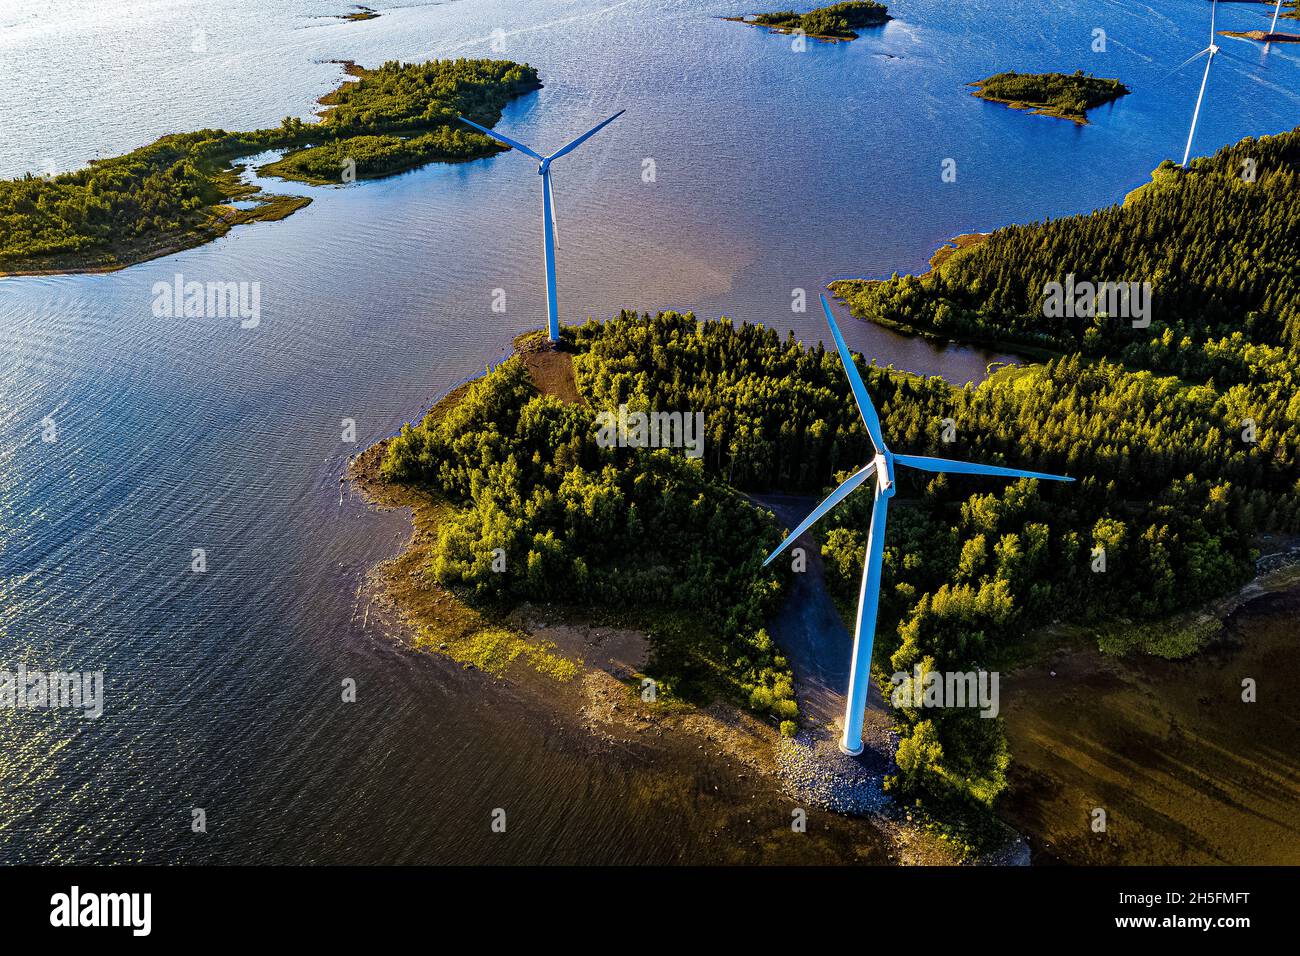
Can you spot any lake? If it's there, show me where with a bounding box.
[1,0,1296,862]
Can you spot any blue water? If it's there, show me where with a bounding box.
[0,0,1296,862]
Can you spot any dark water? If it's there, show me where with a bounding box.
[1,0,1297,862]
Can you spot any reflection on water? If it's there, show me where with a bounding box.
[0,0,1297,862]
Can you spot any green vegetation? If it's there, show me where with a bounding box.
[969,70,1130,122]
[434,626,579,681]
[822,126,1300,819]
[832,128,1300,376]
[738,2,890,41]
[379,354,796,725]
[384,286,1296,825]
[258,126,497,184]
[0,58,539,274]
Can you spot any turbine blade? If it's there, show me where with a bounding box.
[762,462,877,568]
[819,294,886,454]
[893,453,1074,483]
[547,166,558,246]
[545,109,625,163]
[457,115,544,161]
[1165,47,1210,80]
[1211,0,1217,40]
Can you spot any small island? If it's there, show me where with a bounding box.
[1221,29,1300,42]
[1221,0,1300,41]
[0,58,541,276]
[340,5,380,21]
[728,1,890,42]
[969,70,1130,124]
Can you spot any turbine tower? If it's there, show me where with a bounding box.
[764,296,1074,756]
[1181,0,1221,168]
[1270,0,1283,36]
[459,110,625,343]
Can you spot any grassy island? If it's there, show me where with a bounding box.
[0,58,539,275]
[969,70,1130,123]
[729,1,890,41]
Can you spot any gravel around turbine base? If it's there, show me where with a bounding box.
[775,732,891,816]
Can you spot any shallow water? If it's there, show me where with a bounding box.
[1,0,1297,862]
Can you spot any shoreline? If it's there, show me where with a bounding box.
[967,88,1090,125]
[1,60,540,279]
[1001,559,1300,864]
[1220,29,1300,42]
[0,192,312,278]
[827,233,1067,363]
[345,336,983,864]
[722,17,858,43]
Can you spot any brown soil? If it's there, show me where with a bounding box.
[519,346,582,405]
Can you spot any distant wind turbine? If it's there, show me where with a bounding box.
[459,110,625,343]
[1180,0,1221,168]
[764,295,1075,756]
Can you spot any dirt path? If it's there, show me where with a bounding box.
[752,493,894,752]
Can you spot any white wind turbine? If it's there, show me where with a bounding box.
[1181,0,1222,168]
[763,296,1074,756]
[459,110,624,343]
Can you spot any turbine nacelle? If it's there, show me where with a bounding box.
[875,452,895,495]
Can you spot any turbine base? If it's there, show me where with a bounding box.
[838,739,865,757]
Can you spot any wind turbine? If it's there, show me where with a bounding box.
[764,295,1074,756]
[459,110,624,343]
[1180,0,1221,168]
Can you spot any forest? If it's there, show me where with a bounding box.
[0,58,539,273]
[969,70,1130,122]
[833,128,1300,372]
[804,126,1300,816]
[380,279,1298,825]
[746,1,890,40]
[379,354,798,732]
